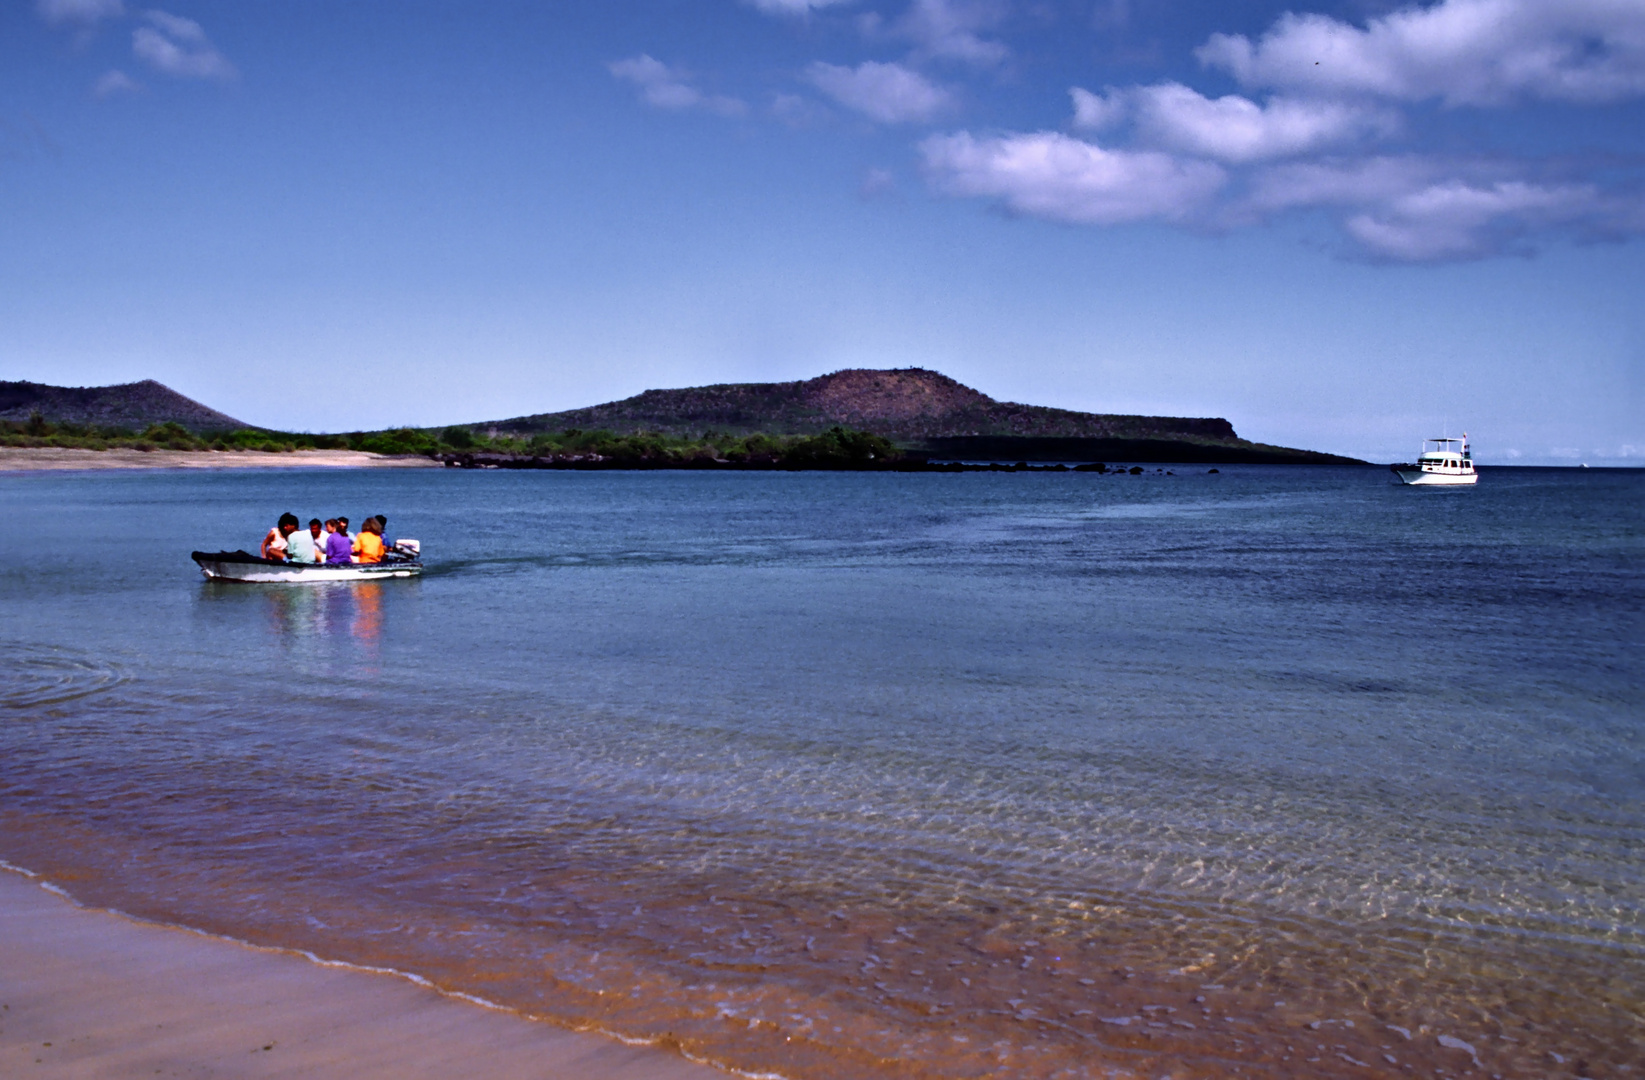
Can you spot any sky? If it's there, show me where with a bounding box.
[3,0,1642,464]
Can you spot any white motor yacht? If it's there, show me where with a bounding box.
[1391,435,1478,486]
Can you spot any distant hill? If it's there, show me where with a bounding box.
[0,379,246,432]
[486,368,1239,442]
[478,368,1361,463]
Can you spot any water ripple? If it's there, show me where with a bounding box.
[0,642,127,711]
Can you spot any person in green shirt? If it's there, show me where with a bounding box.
[286,517,321,564]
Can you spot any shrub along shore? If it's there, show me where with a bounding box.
[2,414,1357,469]
[0,415,903,467]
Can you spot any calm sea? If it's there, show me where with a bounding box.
[1,465,1640,1079]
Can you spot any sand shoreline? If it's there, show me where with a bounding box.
[0,447,443,471]
[0,865,723,1079]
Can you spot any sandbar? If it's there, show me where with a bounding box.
[0,868,722,1079]
[0,448,442,471]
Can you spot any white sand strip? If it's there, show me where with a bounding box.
[0,448,442,471]
[0,870,723,1079]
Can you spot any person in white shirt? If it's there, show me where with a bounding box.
[261,513,298,561]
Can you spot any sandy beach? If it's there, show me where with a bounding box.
[0,447,443,471]
[0,868,721,1080]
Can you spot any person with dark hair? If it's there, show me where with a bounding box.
[287,516,321,564]
[325,517,353,564]
[262,513,300,561]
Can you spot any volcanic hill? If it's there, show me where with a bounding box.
[0,379,246,432]
[488,368,1234,441]
[482,368,1359,464]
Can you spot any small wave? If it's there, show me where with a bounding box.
[0,642,127,710]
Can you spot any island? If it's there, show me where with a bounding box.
[2,369,1365,468]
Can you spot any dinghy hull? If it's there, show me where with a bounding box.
[191,550,421,582]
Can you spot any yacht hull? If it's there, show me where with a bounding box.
[1391,466,1478,486]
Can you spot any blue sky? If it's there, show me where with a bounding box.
[3,0,1641,463]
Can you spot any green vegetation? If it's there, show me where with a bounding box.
[0,413,900,465]
[0,414,351,453]
[445,424,899,465]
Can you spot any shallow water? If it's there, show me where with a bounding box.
[1,465,1640,1078]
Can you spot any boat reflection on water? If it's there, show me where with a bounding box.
[256,582,386,647]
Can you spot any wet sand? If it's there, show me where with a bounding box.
[0,868,723,1080]
[0,447,442,471]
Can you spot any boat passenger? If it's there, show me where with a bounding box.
[353,518,386,564]
[286,517,320,565]
[306,519,325,561]
[262,513,299,561]
[324,517,354,564]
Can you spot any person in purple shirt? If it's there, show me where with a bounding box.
[325,516,354,564]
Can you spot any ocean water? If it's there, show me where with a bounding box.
[0,465,1640,1079]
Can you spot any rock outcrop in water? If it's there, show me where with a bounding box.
[0,380,246,433]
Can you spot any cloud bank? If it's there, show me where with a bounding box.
[610,0,1645,262]
[1197,0,1645,106]
[920,0,1645,260]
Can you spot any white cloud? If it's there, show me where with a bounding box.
[1069,87,1125,131]
[1128,82,1394,163]
[923,129,1645,260]
[747,0,853,13]
[133,11,235,81]
[36,0,122,25]
[609,55,747,116]
[806,60,952,123]
[1245,156,1444,214]
[1343,179,1606,260]
[919,130,1227,225]
[92,69,141,97]
[1243,155,1638,260]
[1197,0,1645,106]
[896,0,1645,261]
[898,0,1009,66]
